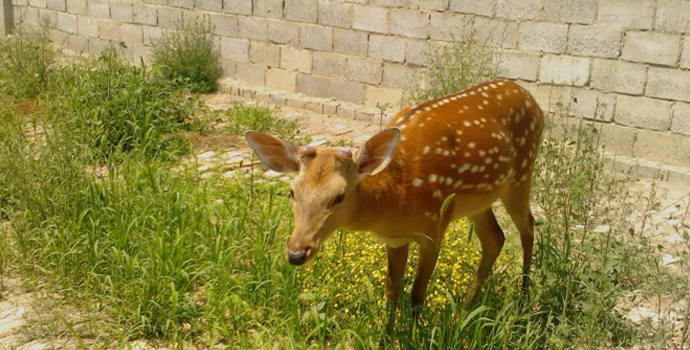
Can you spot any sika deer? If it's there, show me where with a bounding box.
[245,79,544,332]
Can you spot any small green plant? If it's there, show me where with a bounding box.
[0,23,55,99]
[407,29,496,104]
[221,104,300,142]
[152,20,223,93]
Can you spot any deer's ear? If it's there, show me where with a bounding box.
[356,128,401,176]
[245,131,300,173]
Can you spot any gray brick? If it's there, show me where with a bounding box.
[98,20,120,41]
[591,59,646,95]
[236,62,266,85]
[38,8,57,27]
[544,0,596,24]
[285,0,317,23]
[615,95,672,131]
[405,39,429,66]
[281,46,312,73]
[333,29,368,55]
[498,50,540,81]
[223,0,252,15]
[370,0,406,7]
[158,7,183,28]
[249,40,280,66]
[220,37,249,62]
[78,16,98,37]
[634,129,690,166]
[672,103,690,136]
[196,1,223,11]
[598,0,655,29]
[473,17,518,48]
[622,32,680,66]
[429,12,467,41]
[67,34,89,53]
[46,0,64,11]
[29,0,46,8]
[111,3,133,23]
[655,0,690,33]
[296,73,331,98]
[329,80,365,104]
[88,38,112,55]
[599,122,636,156]
[169,0,194,9]
[495,0,542,21]
[382,62,417,89]
[353,5,388,34]
[647,68,690,103]
[539,55,589,87]
[568,25,621,59]
[300,24,333,51]
[268,20,300,44]
[365,86,404,108]
[518,21,567,53]
[253,0,283,18]
[133,5,158,26]
[450,0,495,16]
[389,9,428,39]
[318,0,353,28]
[56,12,76,34]
[407,0,449,11]
[561,88,615,122]
[87,1,109,19]
[266,68,297,92]
[238,17,268,40]
[682,37,690,69]
[369,34,405,62]
[120,23,143,44]
[66,2,86,15]
[312,52,347,78]
[143,26,163,45]
[210,14,238,36]
[346,56,383,85]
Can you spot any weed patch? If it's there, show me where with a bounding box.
[0,24,55,99]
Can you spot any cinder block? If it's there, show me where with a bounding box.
[46,0,64,11]
[78,16,98,37]
[598,0,655,29]
[382,62,417,89]
[568,25,621,58]
[120,23,143,44]
[266,68,297,93]
[329,80,365,104]
[599,122,636,157]
[497,50,540,81]
[169,0,195,9]
[196,1,223,11]
[268,20,300,45]
[518,21,568,53]
[365,86,404,109]
[655,0,690,33]
[133,5,157,26]
[543,0,596,24]
[29,0,47,8]
[158,7,183,28]
[369,34,405,62]
[312,52,347,78]
[405,39,429,66]
[300,24,333,51]
[590,59,646,95]
[238,17,268,41]
[622,32,681,66]
[223,0,253,15]
[22,7,40,26]
[333,29,368,55]
[220,37,249,62]
[87,1,110,19]
[450,0,495,16]
[353,5,388,34]
[38,8,57,27]
[346,56,383,85]
[389,9,428,39]
[561,88,616,122]
[646,68,690,103]
[672,103,690,136]
[473,17,518,48]
[429,12,467,41]
[111,3,133,23]
[66,2,86,15]
[67,34,89,53]
[539,55,589,87]
[210,13,238,36]
[370,0,406,7]
[56,12,76,34]
[88,37,112,54]
[249,41,280,66]
[682,37,690,69]
[281,46,312,73]
[634,129,690,167]
[143,25,163,45]
[615,95,673,131]
[296,73,331,98]
[285,0,317,23]
[98,20,120,41]
[318,0,353,28]
[407,0,449,11]
[236,62,266,85]
[495,0,542,21]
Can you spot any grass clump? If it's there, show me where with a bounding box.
[152,21,223,94]
[0,24,55,99]
[221,105,299,142]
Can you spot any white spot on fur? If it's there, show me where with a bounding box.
[445,177,453,186]
[458,163,471,173]
[429,174,438,183]
[433,189,443,199]
[468,142,476,148]
[412,178,423,186]
[423,146,430,154]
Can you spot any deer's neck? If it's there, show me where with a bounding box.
[345,164,403,232]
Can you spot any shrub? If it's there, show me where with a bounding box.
[0,24,55,99]
[151,20,223,94]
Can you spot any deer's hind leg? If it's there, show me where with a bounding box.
[500,175,536,290]
[465,208,505,306]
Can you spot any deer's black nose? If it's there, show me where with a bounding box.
[287,248,308,266]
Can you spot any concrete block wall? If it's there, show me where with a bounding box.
[8,0,690,168]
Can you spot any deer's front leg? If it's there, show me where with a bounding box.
[410,242,440,319]
[385,244,409,335]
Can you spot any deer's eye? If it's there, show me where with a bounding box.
[332,193,345,207]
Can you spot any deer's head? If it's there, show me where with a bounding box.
[245,129,400,266]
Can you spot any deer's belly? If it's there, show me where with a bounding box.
[370,232,413,248]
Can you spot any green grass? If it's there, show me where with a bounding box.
[0,24,55,99]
